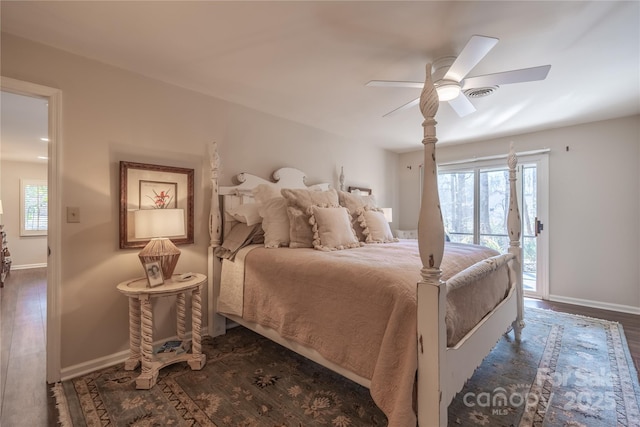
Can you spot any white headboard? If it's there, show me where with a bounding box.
[218,167,330,237]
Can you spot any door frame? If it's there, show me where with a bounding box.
[1,76,62,383]
[438,149,549,300]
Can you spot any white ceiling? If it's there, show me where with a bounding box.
[0,91,49,163]
[1,1,639,156]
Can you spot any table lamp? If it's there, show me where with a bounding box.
[134,208,185,280]
[382,208,393,223]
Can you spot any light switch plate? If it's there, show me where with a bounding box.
[67,207,80,223]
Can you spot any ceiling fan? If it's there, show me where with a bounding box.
[367,35,551,118]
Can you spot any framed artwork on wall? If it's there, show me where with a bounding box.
[348,186,372,196]
[119,161,194,249]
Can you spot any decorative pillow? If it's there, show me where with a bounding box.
[338,190,378,241]
[356,207,399,244]
[281,188,339,248]
[252,184,292,248]
[252,183,282,205]
[258,197,290,248]
[225,203,262,226]
[308,206,362,251]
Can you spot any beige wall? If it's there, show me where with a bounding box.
[1,33,398,372]
[4,30,637,377]
[399,115,640,310]
[0,159,48,267]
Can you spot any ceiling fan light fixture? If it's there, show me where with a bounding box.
[435,81,461,102]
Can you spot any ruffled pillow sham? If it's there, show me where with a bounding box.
[308,205,362,251]
[337,190,378,241]
[356,207,398,244]
[281,188,339,248]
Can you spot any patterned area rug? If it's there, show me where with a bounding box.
[54,308,640,426]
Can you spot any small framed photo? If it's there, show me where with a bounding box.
[144,261,164,287]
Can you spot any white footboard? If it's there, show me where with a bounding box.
[415,65,523,426]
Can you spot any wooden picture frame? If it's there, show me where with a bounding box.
[119,161,194,249]
[348,186,372,196]
[144,261,164,287]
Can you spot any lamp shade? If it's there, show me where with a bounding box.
[0,200,3,215]
[381,208,393,223]
[134,208,185,239]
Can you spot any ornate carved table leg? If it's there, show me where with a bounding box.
[188,286,206,370]
[177,292,186,341]
[136,294,158,389]
[124,297,141,370]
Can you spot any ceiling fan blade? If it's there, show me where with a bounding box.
[383,97,420,117]
[462,65,551,90]
[444,35,499,82]
[366,80,423,89]
[447,94,476,117]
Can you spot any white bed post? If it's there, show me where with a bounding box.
[416,63,447,427]
[208,141,226,337]
[507,144,525,340]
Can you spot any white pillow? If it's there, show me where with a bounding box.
[253,183,282,205]
[226,203,262,226]
[357,207,398,244]
[309,205,362,251]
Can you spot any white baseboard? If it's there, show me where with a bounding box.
[60,328,209,381]
[548,294,640,315]
[10,263,47,270]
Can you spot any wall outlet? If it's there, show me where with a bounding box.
[67,207,80,223]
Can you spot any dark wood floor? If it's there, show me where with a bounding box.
[0,268,56,427]
[1,268,638,426]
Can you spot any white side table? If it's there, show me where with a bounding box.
[117,273,207,389]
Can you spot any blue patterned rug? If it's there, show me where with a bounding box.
[54,308,639,426]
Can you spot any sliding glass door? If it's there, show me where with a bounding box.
[438,153,548,298]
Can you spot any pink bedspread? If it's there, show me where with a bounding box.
[236,241,511,426]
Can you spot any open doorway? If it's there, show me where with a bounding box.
[0,90,49,422]
[0,78,62,390]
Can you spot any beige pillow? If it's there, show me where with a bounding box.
[309,206,362,251]
[252,184,292,248]
[258,197,290,248]
[281,188,339,248]
[338,190,378,241]
[356,207,398,244]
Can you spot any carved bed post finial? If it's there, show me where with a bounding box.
[209,141,221,248]
[418,63,444,272]
[507,142,525,339]
[416,63,448,427]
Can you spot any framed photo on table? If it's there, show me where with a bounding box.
[144,261,164,287]
[119,161,194,249]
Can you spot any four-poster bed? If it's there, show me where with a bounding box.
[206,64,524,426]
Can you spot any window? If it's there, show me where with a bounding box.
[437,152,549,298]
[20,179,48,236]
